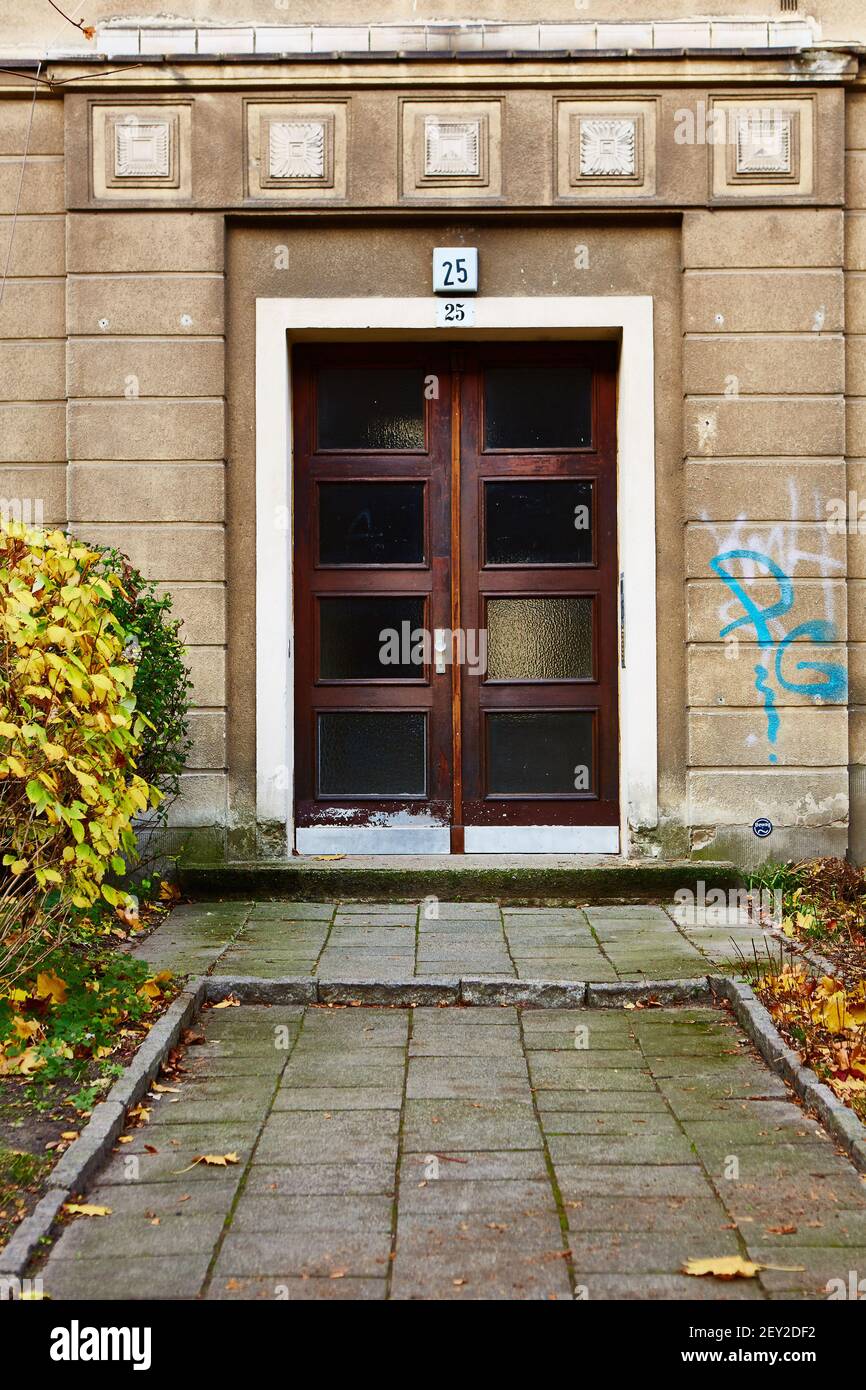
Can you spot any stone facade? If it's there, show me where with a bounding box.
[2,3,866,866]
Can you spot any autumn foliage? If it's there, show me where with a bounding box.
[0,523,161,989]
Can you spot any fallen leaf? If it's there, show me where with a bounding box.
[175,1152,240,1173]
[64,1203,111,1218]
[684,1256,804,1280]
[765,1224,798,1236]
[213,996,240,1010]
[60,1131,79,1142]
[12,1017,40,1040]
[34,970,67,1004]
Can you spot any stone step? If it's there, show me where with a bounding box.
[179,855,740,904]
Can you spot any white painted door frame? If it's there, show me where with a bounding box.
[255,295,658,855]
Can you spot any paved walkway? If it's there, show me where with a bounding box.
[132,900,775,982]
[41,1002,866,1301]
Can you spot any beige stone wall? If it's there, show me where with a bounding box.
[846,88,866,861]
[683,206,849,864]
[0,98,65,529]
[64,211,227,831]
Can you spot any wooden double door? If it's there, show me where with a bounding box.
[292,342,619,854]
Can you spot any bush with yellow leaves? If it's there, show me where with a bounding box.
[0,522,161,990]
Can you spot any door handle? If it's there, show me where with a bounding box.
[433,629,448,675]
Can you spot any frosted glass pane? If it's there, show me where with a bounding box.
[486,598,593,680]
[487,712,593,795]
[318,712,426,796]
[317,369,425,450]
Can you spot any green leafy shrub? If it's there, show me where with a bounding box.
[0,523,161,990]
[0,946,173,1079]
[94,547,193,816]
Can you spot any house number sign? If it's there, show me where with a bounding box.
[433,247,478,294]
[433,247,478,326]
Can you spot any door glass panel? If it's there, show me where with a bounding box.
[318,711,427,796]
[485,479,593,566]
[319,597,425,680]
[486,711,594,795]
[486,597,593,680]
[319,482,425,566]
[484,366,592,450]
[317,368,426,451]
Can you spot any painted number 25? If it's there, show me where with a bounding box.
[442,301,467,322]
[440,258,470,287]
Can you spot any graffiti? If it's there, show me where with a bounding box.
[709,548,848,763]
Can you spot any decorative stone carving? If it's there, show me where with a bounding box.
[114,117,172,178]
[711,99,811,197]
[578,118,637,178]
[91,105,189,198]
[423,119,481,178]
[734,112,793,176]
[556,100,655,197]
[247,104,345,199]
[401,101,500,199]
[268,120,327,180]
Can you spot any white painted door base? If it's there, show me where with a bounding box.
[464,826,620,854]
[296,826,451,855]
[296,825,620,855]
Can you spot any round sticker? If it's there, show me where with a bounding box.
[752,818,773,839]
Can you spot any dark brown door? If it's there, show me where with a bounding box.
[458,344,619,841]
[292,342,618,852]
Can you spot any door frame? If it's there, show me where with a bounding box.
[255,295,658,856]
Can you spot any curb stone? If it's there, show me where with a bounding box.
[0,1189,68,1278]
[460,977,587,1007]
[318,978,460,1006]
[103,983,206,1111]
[205,975,317,1005]
[48,1101,126,1192]
[711,974,866,1173]
[587,979,714,1007]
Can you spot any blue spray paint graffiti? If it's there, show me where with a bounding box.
[709,549,848,763]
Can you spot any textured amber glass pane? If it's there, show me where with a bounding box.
[485,480,593,566]
[486,598,593,680]
[318,712,426,796]
[484,366,592,450]
[317,369,426,450]
[319,597,425,680]
[318,482,424,565]
[487,711,594,795]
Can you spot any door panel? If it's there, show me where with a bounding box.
[293,345,454,832]
[292,342,619,849]
[458,344,619,830]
